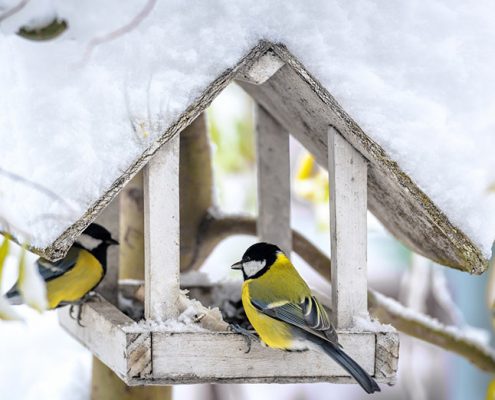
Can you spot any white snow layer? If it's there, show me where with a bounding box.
[1,0,495,256]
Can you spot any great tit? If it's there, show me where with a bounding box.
[6,223,118,310]
[232,242,380,394]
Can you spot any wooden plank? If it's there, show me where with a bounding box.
[94,196,120,305]
[143,134,181,320]
[149,331,376,384]
[329,128,368,329]
[237,44,487,274]
[58,297,134,380]
[256,104,292,254]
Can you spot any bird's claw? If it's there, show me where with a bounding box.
[68,293,99,327]
[230,323,258,354]
[68,303,85,327]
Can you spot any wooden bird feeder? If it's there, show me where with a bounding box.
[19,41,486,386]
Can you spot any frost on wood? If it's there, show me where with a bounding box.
[0,1,493,270]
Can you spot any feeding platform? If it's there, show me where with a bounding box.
[13,41,487,386]
[59,281,398,385]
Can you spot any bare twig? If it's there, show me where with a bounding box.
[80,0,157,63]
[369,289,495,372]
[0,0,29,24]
[0,166,73,210]
[187,210,330,280]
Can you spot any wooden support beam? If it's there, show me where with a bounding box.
[256,104,292,255]
[328,127,368,329]
[143,135,181,320]
[119,172,145,280]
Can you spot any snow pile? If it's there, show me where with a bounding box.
[353,313,395,333]
[0,0,494,255]
[135,289,227,332]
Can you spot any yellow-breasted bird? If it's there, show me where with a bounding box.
[231,242,380,394]
[6,223,118,310]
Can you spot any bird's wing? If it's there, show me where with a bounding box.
[251,295,339,344]
[5,246,81,300]
[36,246,81,282]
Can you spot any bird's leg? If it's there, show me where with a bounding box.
[69,304,77,319]
[68,303,85,327]
[68,293,102,327]
[230,324,259,353]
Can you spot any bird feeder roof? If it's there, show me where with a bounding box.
[0,2,494,273]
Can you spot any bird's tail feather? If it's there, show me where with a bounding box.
[310,335,380,394]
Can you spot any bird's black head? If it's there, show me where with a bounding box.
[231,242,282,280]
[82,223,119,245]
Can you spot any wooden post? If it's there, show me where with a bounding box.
[328,127,368,329]
[256,104,292,255]
[143,135,181,320]
[94,197,120,305]
[91,358,171,400]
[119,173,145,280]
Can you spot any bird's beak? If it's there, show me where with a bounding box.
[231,260,243,270]
[107,238,119,246]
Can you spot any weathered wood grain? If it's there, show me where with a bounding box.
[58,297,135,381]
[328,128,368,328]
[149,331,375,384]
[256,104,292,254]
[375,332,400,382]
[143,135,181,320]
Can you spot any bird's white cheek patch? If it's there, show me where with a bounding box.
[243,260,266,277]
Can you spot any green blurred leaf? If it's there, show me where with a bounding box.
[17,245,47,313]
[17,19,68,41]
[0,235,9,282]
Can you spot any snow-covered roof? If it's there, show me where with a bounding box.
[1,1,494,272]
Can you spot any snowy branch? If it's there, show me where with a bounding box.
[0,166,71,209]
[81,0,157,62]
[0,0,29,24]
[369,289,495,372]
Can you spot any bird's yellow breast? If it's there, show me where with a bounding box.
[242,282,293,349]
[46,249,104,309]
[241,253,311,350]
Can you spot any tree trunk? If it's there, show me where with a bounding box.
[91,358,172,400]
